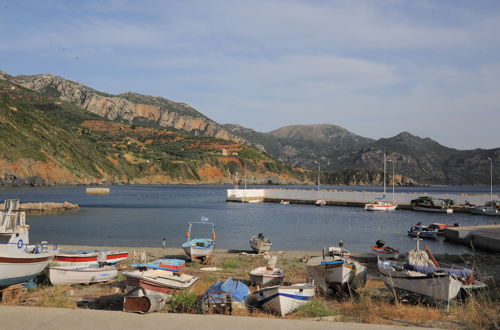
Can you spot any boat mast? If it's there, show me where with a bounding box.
[383,153,386,196]
[317,161,320,200]
[488,157,493,201]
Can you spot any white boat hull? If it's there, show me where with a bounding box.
[370,250,399,259]
[249,267,285,287]
[253,284,314,316]
[49,265,117,285]
[0,254,54,287]
[124,269,197,297]
[377,260,462,302]
[365,203,397,211]
[413,206,453,214]
[249,237,272,253]
[182,245,213,260]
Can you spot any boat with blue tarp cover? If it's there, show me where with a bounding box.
[202,278,250,313]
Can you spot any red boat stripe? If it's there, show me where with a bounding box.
[54,256,97,262]
[0,256,51,263]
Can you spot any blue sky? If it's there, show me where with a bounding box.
[1,0,499,149]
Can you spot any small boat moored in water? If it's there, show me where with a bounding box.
[408,223,438,239]
[411,196,453,214]
[182,218,216,261]
[364,201,398,211]
[251,283,315,316]
[249,233,272,253]
[370,240,399,259]
[428,223,459,234]
[0,199,59,288]
[49,265,117,285]
[470,200,500,216]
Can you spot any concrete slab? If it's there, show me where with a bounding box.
[0,305,425,330]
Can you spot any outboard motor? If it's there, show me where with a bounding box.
[375,240,385,248]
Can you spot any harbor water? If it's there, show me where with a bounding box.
[0,185,497,254]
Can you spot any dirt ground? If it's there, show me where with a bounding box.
[5,245,500,329]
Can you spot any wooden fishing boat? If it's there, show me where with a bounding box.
[252,283,314,316]
[428,223,459,235]
[53,250,128,267]
[370,240,399,259]
[408,224,438,239]
[124,269,198,297]
[249,233,272,253]
[131,259,185,273]
[0,200,58,288]
[49,265,117,285]
[377,238,486,303]
[470,200,500,216]
[249,267,285,287]
[411,196,453,214]
[182,218,216,261]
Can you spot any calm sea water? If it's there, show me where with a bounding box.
[0,185,497,254]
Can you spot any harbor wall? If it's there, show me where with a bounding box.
[443,225,500,252]
[226,188,497,206]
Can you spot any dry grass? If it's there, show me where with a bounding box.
[31,286,76,309]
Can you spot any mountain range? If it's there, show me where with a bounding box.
[1,70,498,186]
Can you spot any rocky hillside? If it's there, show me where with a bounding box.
[6,72,246,145]
[0,77,308,186]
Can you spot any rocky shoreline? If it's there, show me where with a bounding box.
[0,202,79,213]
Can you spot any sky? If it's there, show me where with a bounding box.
[1,0,499,149]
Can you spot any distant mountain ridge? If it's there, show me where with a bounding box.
[225,124,500,185]
[4,70,498,185]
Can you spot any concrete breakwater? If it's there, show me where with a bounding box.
[443,224,500,252]
[0,202,79,213]
[226,188,498,210]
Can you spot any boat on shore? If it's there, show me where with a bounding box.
[307,242,367,294]
[249,254,285,287]
[0,199,58,288]
[124,269,198,298]
[202,278,250,314]
[182,218,216,261]
[411,196,453,214]
[49,265,117,285]
[370,240,399,259]
[377,238,486,303]
[131,259,185,273]
[249,233,272,253]
[251,283,315,316]
[53,250,128,267]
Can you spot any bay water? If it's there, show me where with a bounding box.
[0,185,497,254]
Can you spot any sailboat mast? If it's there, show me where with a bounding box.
[317,162,320,200]
[383,153,386,195]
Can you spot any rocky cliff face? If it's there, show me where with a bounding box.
[10,74,246,144]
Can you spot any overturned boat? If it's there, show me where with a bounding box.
[53,250,128,267]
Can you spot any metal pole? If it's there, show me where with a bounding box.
[491,158,493,201]
[390,160,395,202]
[317,162,320,200]
[383,153,386,196]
